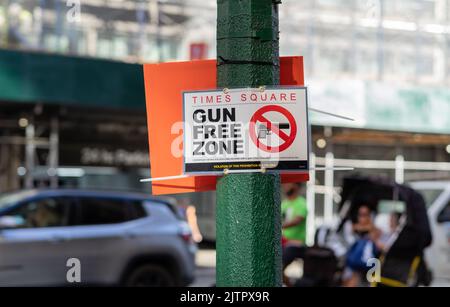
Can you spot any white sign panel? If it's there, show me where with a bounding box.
[183,87,309,174]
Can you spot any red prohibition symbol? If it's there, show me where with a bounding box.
[249,105,297,153]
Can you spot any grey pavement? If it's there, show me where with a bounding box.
[190,248,450,287]
[189,249,302,287]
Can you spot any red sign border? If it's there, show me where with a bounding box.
[249,105,298,153]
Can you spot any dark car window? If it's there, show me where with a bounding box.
[59,197,80,226]
[437,200,450,223]
[7,197,71,228]
[130,200,147,219]
[77,197,134,226]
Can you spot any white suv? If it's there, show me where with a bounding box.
[0,189,196,287]
[410,181,450,284]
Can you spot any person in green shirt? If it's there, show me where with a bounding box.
[281,183,308,286]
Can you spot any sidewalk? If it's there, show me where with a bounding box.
[190,249,216,287]
[190,249,302,287]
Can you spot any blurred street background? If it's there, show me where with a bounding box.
[0,0,449,287]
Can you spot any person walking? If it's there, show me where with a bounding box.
[281,183,308,286]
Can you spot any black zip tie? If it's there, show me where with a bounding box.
[217,56,279,67]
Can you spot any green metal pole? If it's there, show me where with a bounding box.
[216,0,282,287]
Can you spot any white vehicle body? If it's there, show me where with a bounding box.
[410,181,450,283]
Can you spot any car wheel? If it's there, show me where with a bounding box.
[124,264,175,287]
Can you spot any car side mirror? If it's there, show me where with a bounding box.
[0,216,25,229]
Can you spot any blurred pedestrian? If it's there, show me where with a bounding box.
[342,205,381,287]
[372,212,402,252]
[178,198,203,243]
[281,183,308,286]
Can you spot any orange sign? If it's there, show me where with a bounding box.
[143,57,309,195]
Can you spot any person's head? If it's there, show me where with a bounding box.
[283,183,301,200]
[357,205,372,225]
[33,204,54,227]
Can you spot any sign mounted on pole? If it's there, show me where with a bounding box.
[143,57,309,195]
[183,87,309,174]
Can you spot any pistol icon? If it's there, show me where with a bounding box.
[257,123,290,139]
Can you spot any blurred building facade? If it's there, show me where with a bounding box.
[1,0,449,84]
[0,0,187,62]
[0,0,189,193]
[1,0,450,241]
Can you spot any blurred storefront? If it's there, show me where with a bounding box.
[0,49,150,193]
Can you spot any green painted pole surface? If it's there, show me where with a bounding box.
[216,0,282,287]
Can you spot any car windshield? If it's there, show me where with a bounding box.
[0,190,37,211]
[416,188,445,208]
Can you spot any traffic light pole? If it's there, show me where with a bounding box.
[216,0,282,287]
